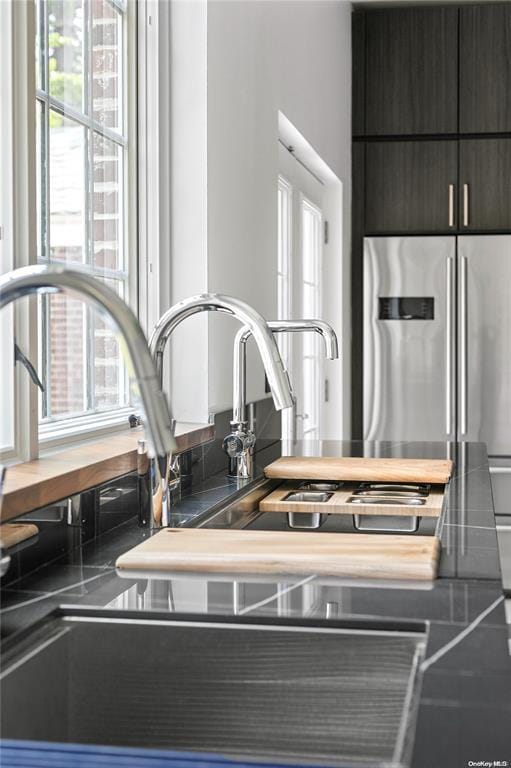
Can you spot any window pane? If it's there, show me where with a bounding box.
[93,132,122,271]
[92,0,122,132]
[36,99,48,261]
[93,279,127,411]
[36,0,130,434]
[35,0,45,91]
[50,113,86,264]
[45,293,87,419]
[48,0,84,112]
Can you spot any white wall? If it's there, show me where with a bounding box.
[170,0,352,434]
[207,0,352,435]
[168,0,209,422]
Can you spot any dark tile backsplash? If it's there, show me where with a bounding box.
[189,397,280,484]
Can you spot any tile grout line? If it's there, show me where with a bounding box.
[238,574,317,616]
[444,522,496,531]
[420,595,505,673]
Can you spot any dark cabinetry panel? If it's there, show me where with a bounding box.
[365,8,458,136]
[365,141,458,233]
[460,5,511,134]
[459,139,511,231]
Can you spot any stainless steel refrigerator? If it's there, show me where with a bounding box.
[363,235,511,464]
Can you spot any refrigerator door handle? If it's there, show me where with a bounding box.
[446,256,455,436]
[460,254,468,436]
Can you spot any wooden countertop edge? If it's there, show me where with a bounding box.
[1,422,215,522]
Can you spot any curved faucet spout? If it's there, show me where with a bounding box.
[149,293,294,412]
[263,320,338,360]
[232,319,339,425]
[0,264,176,460]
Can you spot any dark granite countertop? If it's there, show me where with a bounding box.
[1,440,510,768]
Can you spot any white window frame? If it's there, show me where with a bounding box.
[1,0,148,462]
[300,195,323,441]
[278,141,325,446]
[277,174,292,368]
[137,0,171,337]
[277,173,293,442]
[0,0,16,459]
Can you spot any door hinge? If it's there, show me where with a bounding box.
[324,220,329,245]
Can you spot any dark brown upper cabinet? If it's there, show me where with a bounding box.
[460,5,511,134]
[365,141,458,233]
[363,7,458,137]
[459,139,511,231]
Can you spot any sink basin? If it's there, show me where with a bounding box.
[1,608,426,767]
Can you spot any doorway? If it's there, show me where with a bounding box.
[278,142,325,444]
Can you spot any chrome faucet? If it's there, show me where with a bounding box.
[0,264,176,527]
[225,319,339,478]
[147,293,294,489]
[149,294,294,409]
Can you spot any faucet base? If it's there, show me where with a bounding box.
[223,423,256,480]
[227,452,255,480]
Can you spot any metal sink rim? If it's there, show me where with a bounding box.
[0,605,428,658]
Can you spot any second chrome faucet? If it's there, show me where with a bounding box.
[224,320,339,479]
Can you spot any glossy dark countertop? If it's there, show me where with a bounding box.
[1,440,510,768]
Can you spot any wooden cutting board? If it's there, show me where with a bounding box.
[115,528,440,581]
[259,483,444,517]
[264,457,454,484]
[0,523,39,549]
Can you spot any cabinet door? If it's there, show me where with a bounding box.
[459,139,511,231]
[365,141,458,234]
[460,5,511,133]
[365,8,458,136]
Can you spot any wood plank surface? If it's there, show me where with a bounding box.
[259,483,444,518]
[1,422,214,522]
[264,457,453,484]
[115,528,441,581]
[0,523,39,548]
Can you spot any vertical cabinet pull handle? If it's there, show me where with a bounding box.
[460,255,468,436]
[448,184,455,228]
[463,183,469,227]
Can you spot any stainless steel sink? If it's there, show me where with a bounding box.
[1,608,426,767]
[192,478,441,538]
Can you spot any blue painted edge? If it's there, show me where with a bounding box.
[0,741,341,768]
